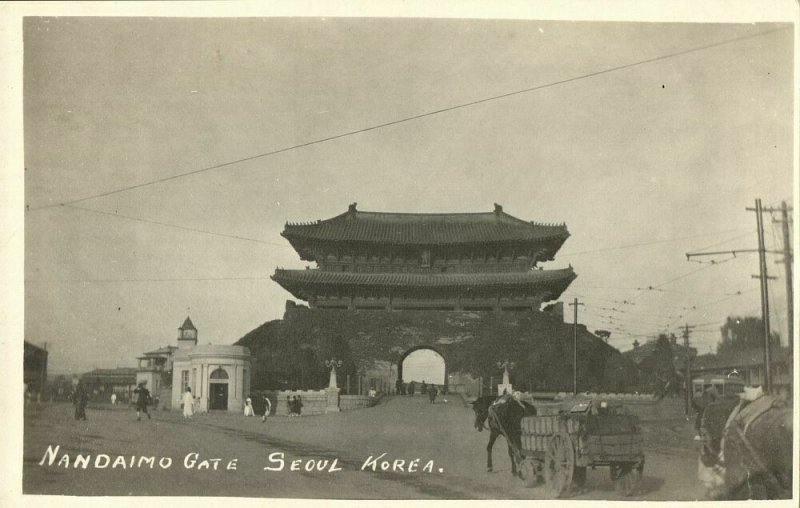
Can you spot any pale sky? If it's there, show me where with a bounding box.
[20,17,794,374]
[403,350,447,385]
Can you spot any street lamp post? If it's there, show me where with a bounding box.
[496,360,515,395]
[324,359,343,413]
[325,359,343,389]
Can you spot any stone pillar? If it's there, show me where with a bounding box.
[497,365,513,395]
[325,387,341,413]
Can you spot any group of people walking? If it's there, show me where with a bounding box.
[287,395,303,416]
[71,383,313,421]
[395,379,440,403]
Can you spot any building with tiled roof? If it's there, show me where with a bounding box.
[273,203,576,311]
[692,346,791,390]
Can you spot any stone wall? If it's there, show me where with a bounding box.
[339,394,376,411]
[276,390,328,416]
[237,302,630,394]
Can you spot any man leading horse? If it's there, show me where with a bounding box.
[471,392,537,477]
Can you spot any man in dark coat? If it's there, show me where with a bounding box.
[692,385,719,440]
[134,382,152,421]
[427,384,438,404]
[408,381,416,396]
[72,383,88,420]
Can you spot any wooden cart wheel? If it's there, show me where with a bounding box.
[544,433,574,498]
[519,458,538,488]
[614,461,644,496]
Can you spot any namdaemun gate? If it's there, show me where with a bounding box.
[272,203,576,312]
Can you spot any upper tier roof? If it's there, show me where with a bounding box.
[272,267,576,305]
[282,203,570,247]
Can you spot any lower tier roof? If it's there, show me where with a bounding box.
[272,267,576,301]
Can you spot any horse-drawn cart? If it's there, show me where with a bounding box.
[493,400,645,497]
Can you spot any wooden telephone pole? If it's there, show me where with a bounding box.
[682,325,694,416]
[773,201,794,360]
[568,298,584,395]
[685,198,790,394]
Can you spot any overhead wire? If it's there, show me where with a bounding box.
[64,204,291,247]
[26,26,790,211]
[559,228,751,257]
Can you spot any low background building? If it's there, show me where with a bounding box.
[23,341,48,398]
[79,367,137,402]
[693,346,791,393]
[136,345,177,408]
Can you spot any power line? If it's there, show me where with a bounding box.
[687,230,755,254]
[26,26,790,211]
[64,204,291,247]
[559,228,750,257]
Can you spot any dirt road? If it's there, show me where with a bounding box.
[23,395,707,500]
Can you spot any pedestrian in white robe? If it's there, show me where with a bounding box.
[244,397,255,416]
[182,387,195,419]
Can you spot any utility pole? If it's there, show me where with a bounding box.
[686,199,787,394]
[568,298,584,395]
[682,326,692,416]
[774,201,794,359]
[747,199,773,393]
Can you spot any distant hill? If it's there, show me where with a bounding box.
[236,301,641,393]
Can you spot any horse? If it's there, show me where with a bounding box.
[471,394,537,476]
[699,394,793,499]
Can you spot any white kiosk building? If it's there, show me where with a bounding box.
[169,317,252,413]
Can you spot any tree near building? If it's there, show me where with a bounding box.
[718,316,780,356]
[638,334,681,397]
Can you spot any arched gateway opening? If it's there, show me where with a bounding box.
[399,347,447,386]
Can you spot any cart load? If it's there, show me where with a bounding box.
[514,400,645,497]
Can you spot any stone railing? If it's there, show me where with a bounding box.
[270,389,382,415]
[276,390,329,416]
[339,394,378,411]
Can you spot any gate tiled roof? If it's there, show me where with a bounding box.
[282,204,569,246]
[272,267,576,293]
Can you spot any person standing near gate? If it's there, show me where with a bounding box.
[262,395,272,422]
[134,381,152,421]
[72,383,88,421]
[408,381,416,397]
[427,384,438,404]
